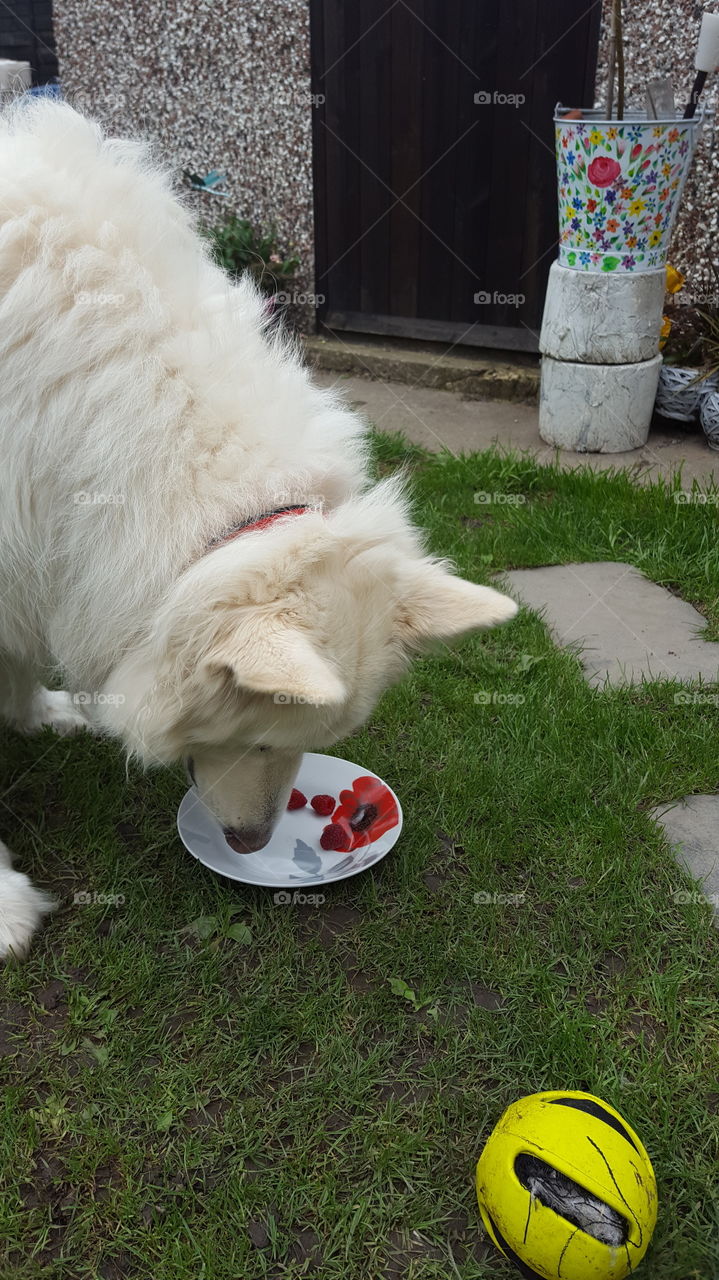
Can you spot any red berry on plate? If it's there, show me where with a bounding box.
[320,822,351,852]
[311,794,335,816]
[287,788,307,810]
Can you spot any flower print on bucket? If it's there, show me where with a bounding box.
[555,106,703,274]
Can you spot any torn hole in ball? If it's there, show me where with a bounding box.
[514,1153,629,1248]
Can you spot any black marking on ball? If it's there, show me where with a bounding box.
[550,1096,640,1153]
[586,1136,644,1248]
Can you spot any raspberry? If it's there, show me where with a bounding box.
[320,823,351,852]
[311,794,335,816]
[287,788,307,810]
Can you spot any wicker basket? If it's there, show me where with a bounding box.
[700,389,719,451]
[654,365,706,424]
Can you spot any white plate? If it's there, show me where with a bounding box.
[176,752,403,888]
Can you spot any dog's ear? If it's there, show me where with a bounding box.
[203,622,347,706]
[397,561,517,647]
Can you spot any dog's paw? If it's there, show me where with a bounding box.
[22,688,89,736]
[0,867,56,959]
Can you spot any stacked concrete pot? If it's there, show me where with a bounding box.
[539,264,664,452]
[539,107,703,453]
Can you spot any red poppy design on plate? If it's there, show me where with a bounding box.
[331,775,399,849]
[587,156,622,188]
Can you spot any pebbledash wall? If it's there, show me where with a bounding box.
[53,0,318,322]
[53,0,718,335]
[595,0,719,305]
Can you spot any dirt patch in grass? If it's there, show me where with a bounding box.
[161,1008,198,1042]
[374,1079,432,1106]
[93,1158,124,1203]
[33,979,67,1011]
[422,870,448,894]
[339,949,378,993]
[97,1250,135,1279]
[183,1098,231,1131]
[288,1228,323,1266]
[247,1219,270,1249]
[625,1010,666,1047]
[0,1001,30,1059]
[470,983,506,1012]
[384,1230,447,1277]
[298,902,363,947]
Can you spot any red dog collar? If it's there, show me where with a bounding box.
[208,504,312,550]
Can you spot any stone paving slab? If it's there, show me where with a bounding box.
[314,370,719,487]
[504,561,719,687]
[651,796,719,927]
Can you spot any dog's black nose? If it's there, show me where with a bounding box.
[223,827,271,854]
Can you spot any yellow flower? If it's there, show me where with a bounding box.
[653,127,663,137]
[565,206,575,221]
[589,129,604,144]
[628,197,646,215]
[665,264,685,294]
[608,127,618,139]
[649,230,663,247]
[662,162,672,177]
[659,315,672,348]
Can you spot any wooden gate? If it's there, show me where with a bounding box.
[310,0,602,351]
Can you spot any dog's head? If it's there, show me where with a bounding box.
[98,481,517,850]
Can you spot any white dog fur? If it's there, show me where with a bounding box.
[0,100,517,957]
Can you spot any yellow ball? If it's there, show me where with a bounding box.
[475,1091,657,1280]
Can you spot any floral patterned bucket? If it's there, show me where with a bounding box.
[555,106,703,273]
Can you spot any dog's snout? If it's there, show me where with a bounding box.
[222,826,271,855]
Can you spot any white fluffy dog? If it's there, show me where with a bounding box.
[0,101,517,957]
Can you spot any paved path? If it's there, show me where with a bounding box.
[315,371,719,486]
[504,562,719,687]
[651,798,719,930]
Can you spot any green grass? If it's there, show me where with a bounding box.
[2,436,719,1279]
